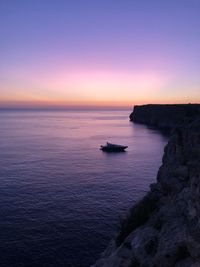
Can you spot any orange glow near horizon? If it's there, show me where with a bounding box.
[0,69,168,106]
[1,68,199,108]
[0,98,199,109]
[1,1,200,109]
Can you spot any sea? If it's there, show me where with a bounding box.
[0,108,168,267]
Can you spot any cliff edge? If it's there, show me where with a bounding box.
[130,104,200,129]
[92,106,200,267]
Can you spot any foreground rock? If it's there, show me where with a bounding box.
[92,112,200,267]
[130,104,200,130]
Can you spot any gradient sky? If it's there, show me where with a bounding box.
[0,0,200,107]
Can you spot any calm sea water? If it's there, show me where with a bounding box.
[0,109,168,267]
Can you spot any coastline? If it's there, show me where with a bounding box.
[130,104,200,130]
[92,104,200,267]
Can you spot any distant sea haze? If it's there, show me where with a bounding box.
[0,109,168,267]
[0,105,132,111]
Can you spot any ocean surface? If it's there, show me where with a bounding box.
[0,109,168,267]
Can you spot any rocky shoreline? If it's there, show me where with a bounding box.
[130,104,200,130]
[92,104,200,267]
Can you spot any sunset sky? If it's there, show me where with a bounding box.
[0,0,200,107]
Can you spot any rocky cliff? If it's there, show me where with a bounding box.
[130,104,200,130]
[92,107,200,267]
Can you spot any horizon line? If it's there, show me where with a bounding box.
[0,100,199,109]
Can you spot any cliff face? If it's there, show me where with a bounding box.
[130,104,200,129]
[92,109,200,267]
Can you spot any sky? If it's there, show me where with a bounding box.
[0,0,200,107]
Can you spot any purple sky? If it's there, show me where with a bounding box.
[0,0,200,106]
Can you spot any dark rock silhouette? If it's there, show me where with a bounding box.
[130,104,200,130]
[92,104,200,267]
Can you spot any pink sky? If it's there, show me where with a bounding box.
[0,0,199,107]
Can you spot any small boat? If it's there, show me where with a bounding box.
[100,142,128,152]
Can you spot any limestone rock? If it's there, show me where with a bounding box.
[92,111,200,267]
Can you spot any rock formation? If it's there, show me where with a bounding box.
[130,104,200,130]
[92,105,200,267]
